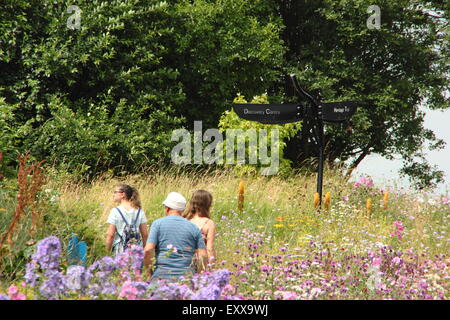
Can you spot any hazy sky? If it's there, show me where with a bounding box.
[351,107,450,196]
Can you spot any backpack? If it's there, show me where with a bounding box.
[116,207,141,251]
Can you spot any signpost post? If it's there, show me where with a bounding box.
[233,74,360,207]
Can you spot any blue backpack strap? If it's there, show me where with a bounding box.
[133,208,141,227]
[115,207,128,243]
[116,207,129,226]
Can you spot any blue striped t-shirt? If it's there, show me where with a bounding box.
[148,215,205,278]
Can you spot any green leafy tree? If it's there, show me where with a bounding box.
[218,94,302,176]
[169,0,286,128]
[276,0,449,189]
[0,0,284,175]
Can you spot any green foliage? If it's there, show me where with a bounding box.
[279,0,449,188]
[0,0,448,188]
[171,0,286,127]
[0,0,286,178]
[0,98,32,177]
[218,94,302,176]
[24,94,183,176]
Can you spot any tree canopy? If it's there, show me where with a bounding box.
[0,0,448,188]
[277,0,448,189]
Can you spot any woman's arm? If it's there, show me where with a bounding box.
[139,223,148,247]
[205,221,216,263]
[105,224,116,252]
[195,248,208,273]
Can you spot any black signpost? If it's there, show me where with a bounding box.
[233,74,360,207]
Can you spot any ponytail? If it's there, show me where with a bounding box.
[129,187,141,209]
[117,184,141,209]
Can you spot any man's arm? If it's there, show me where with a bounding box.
[139,223,149,247]
[105,224,116,252]
[144,242,156,277]
[195,248,208,273]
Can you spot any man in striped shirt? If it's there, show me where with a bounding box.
[144,192,208,282]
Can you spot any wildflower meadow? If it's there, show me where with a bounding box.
[0,168,448,300]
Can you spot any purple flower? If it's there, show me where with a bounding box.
[24,261,39,287]
[261,264,272,273]
[191,284,221,300]
[151,282,194,300]
[119,280,149,300]
[418,279,428,290]
[209,269,231,288]
[66,265,91,292]
[0,294,9,300]
[100,282,118,296]
[32,236,61,271]
[114,245,143,272]
[119,280,139,300]
[39,270,67,300]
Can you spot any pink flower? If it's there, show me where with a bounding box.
[222,284,235,295]
[391,221,405,240]
[12,293,26,300]
[376,282,386,291]
[166,244,178,253]
[7,286,18,296]
[372,257,382,267]
[7,285,26,300]
[342,195,350,201]
[442,197,449,205]
[282,291,298,300]
[119,280,138,300]
[393,221,404,231]
[392,257,402,265]
[418,279,428,290]
[354,176,374,188]
[260,264,272,273]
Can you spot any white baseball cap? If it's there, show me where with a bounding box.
[162,192,186,211]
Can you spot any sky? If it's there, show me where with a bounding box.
[351,107,450,196]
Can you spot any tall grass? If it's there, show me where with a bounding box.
[1,165,448,289]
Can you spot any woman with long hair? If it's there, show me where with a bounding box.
[106,184,148,255]
[183,190,216,265]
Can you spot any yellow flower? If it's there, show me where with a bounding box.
[324,192,331,210]
[0,208,7,212]
[273,224,284,228]
[238,180,245,212]
[313,192,320,208]
[257,225,265,229]
[238,180,245,195]
[383,192,389,209]
[366,198,372,213]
